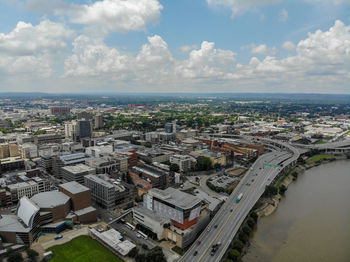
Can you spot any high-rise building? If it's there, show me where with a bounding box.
[84,175,115,209]
[94,114,104,129]
[65,120,92,142]
[50,106,70,116]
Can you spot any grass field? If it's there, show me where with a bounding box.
[306,154,333,163]
[48,235,124,262]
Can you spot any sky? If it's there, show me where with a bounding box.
[0,0,350,94]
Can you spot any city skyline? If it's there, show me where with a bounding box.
[0,0,350,94]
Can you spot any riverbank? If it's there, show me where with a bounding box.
[242,158,350,262]
[255,154,343,218]
[217,154,347,262]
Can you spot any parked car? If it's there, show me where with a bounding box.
[54,235,63,240]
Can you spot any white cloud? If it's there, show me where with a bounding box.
[64,35,130,78]
[62,20,350,93]
[17,0,163,32]
[251,44,267,54]
[0,20,73,56]
[206,0,283,17]
[72,0,162,32]
[2,18,349,93]
[176,41,236,79]
[279,8,288,22]
[228,20,350,92]
[0,55,52,77]
[0,20,72,78]
[282,41,296,52]
[180,45,198,53]
[250,44,278,55]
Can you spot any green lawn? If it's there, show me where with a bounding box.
[306,154,332,163]
[315,140,327,144]
[48,235,124,262]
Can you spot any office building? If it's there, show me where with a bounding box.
[61,164,95,184]
[144,188,202,230]
[52,153,92,178]
[94,114,104,129]
[84,175,115,209]
[170,154,193,172]
[65,120,92,142]
[50,106,70,116]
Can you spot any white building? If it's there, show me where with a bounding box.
[170,154,192,172]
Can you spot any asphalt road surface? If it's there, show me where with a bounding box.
[181,147,298,262]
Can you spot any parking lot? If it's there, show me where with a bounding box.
[208,173,239,188]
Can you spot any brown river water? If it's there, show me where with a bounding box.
[242,160,350,262]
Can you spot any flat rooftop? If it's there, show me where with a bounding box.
[84,175,114,189]
[31,191,70,208]
[149,187,202,210]
[59,181,90,194]
[61,164,95,174]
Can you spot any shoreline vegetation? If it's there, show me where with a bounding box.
[222,153,342,262]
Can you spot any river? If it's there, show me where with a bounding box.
[242,160,350,262]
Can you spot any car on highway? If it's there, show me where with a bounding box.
[54,235,63,240]
[194,251,198,256]
[136,233,141,238]
[210,242,221,256]
[207,227,211,232]
[214,224,218,229]
[197,240,201,245]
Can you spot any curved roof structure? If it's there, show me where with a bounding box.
[30,191,70,209]
[16,196,39,229]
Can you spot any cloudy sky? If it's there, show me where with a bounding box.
[0,0,350,94]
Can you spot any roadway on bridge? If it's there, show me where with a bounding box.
[181,146,297,262]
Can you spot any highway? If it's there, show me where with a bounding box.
[181,140,299,262]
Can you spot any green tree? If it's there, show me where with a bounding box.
[145,142,152,148]
[239,232,249,243]
[26,248,39,262]
[247,217,256,228]
[170,163,180,172]
[264,185,278,196]
[135,253,146,262]
[196,156,212,171]
[146,246,166,262]
[232,239,244,252]
[292,171,298,179]
[214,162,222,169]
[128,247,138,258]
[228,249,240,261]
[250,211,258,222]
[279,184,287,195]
[243,225,252,235]
[8,252,23,262]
